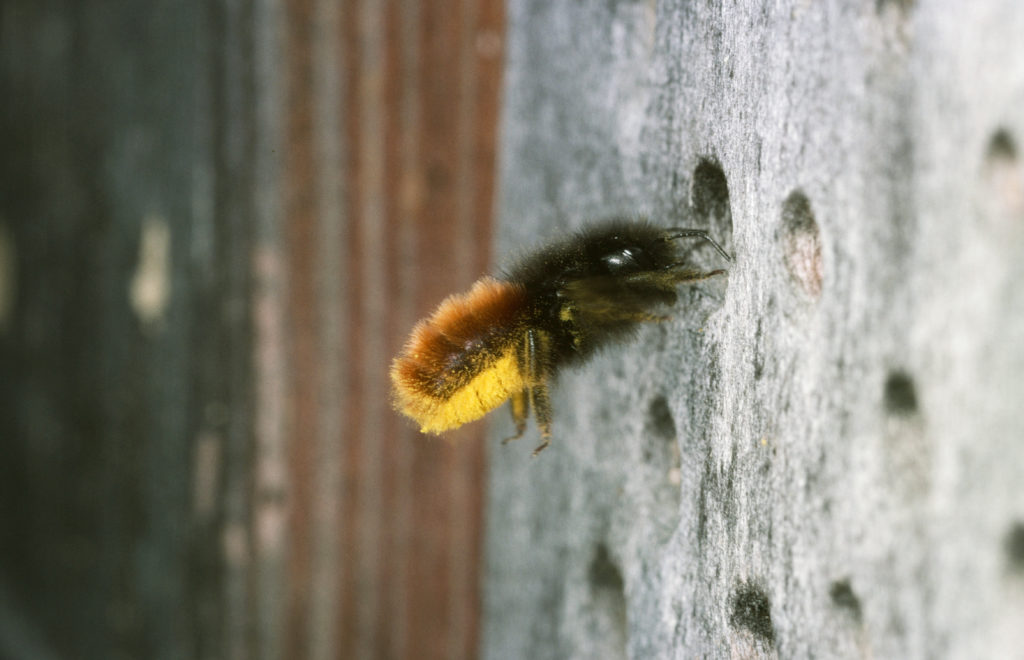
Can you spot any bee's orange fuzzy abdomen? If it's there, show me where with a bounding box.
[390,277,530,433]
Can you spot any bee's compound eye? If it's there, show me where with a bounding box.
[602,247,639,272]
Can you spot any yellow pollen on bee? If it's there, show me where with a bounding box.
[393,349,527,434]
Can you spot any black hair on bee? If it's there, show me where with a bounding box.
[390,218,731,455]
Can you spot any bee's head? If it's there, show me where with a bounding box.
[590,226,675,275]
[600,244,647,273]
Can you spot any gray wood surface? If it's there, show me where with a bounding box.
[484,1,1024,658]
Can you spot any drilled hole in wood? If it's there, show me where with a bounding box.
[689,160,734,261]
[876,0,915,13]
[691,160,730,223]
[647,395,676,441]
[883,370,918,416]
[983,128,1024,217]
[988,129,1018,161]
[589,544,628,655]
[590,543,624,589]
[642,395,682,539]
[730,582,774,643]
[1005,522,1024,573]
[829,579,863,623]
[781,190,823,299]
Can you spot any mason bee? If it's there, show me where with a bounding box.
[390,219,731,455]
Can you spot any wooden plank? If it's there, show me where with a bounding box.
[0,0,504,658]
[485,1,1024,658]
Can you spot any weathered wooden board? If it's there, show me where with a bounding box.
[484,2,1024,658]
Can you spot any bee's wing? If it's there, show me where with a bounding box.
[559,275,676,323]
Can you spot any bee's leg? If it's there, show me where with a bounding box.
[503,330,534,445]
[637,312,674,322]
[663,266,728,304]
[614,269,726,321]
[521,328,554,456]
[605,308,674,323]
[529,382,553,457]
[620,268,725,294]
[663,265,727,283]
[502,389,530,444]
[622,266,726,287]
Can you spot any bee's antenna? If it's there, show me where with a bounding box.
[664,228,733,262]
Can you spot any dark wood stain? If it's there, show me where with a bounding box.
[284,0,317,658]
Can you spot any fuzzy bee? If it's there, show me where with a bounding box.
[390,219,731,455]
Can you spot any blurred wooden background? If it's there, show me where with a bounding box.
[0,1,504,658]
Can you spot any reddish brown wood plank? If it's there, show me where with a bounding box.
[280,0,505,658]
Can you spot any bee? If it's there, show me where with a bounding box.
[390,219,731,455]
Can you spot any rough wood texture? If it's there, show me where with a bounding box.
[484,1,1024,658]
